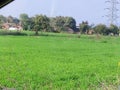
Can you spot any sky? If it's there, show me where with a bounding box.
[0,0,120,25]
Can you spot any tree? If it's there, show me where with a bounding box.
[0,15,7,23]
[28,17,35,30]
[79,21,90,34]
[34,25,39,35]
[108,24,119,35]
[34,15,50,34]
[20,13,29,21]
[7,16,14,23]
[50,16,76,33]
[19,13,30,30]
[64,17,76,31]
[13,17,20,25]
[94,24,107,35]
[0,15,7,28]
[94,24,119,35]
[51,16,65,32]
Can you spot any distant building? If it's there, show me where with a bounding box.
[87,30,95,35]
[2,23,23,31]
[9,27,17,31]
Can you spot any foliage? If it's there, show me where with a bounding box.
[64,17,76,30]
[19,13,33,30]
[34,15,50,34]
[0,15,20,29]
[20,14,29,21]
[79,21,90,34]
[13,17,20,25]
[94,24,119,35]
[34,25,40,35]
[50,16,76,33]
[108,24,119,35]
[0,15,7,23]
[0,15,7,28]
[0,14,120,35]
[94,24,107,35]
[7,16,14,23]
[50,16,65,32]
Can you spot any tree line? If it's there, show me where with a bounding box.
[0,14,119,35]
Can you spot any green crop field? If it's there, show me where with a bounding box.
[0,34,120,90]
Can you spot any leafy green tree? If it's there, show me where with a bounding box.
[53,16,65,32]
[64,17,76,31]
[13,17,20,25]
[34,15,50,34]
[7,16,14,23]
[94,24,119,35]
[0,15,7,28]
[20,14,29,21]
[26,17,35,31]
[79,21,89,34]
[108,24,119,35]
[34,25,39,35]
[50,16,76,33]
[19,13,30,30]
[94,24,107,35]
[0,15,7,23]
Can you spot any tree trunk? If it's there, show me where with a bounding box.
[35,30,38,35]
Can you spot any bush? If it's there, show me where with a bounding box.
[94,24,107,35]
[94,24,119,35]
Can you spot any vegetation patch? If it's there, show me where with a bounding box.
[0,34,120,89]
[0,30,27,36]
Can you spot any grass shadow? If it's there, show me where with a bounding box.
[0,31,27,36]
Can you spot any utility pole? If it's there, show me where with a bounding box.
[105,0,119,25]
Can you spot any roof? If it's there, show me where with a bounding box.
[0,0,14,9]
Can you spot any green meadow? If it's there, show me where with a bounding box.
[0,33,120,90]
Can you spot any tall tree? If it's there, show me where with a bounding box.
[34,15,50,35]
[94,24,107,35]
[108,24,119,35]
[19,13,30,30]
[7,16,14,23]
[52,16,65,32]
[50,16,76,33]
[13,17,20,25]
[0,15,7,23]
[0,15,7,28]
[64,17,76,30]
[79,21,89,34]
[28,17,35,30]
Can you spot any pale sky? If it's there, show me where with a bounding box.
[0,0,120,25]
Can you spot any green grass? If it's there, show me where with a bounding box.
[0,34,120,90]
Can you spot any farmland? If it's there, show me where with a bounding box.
[0,34,120,90]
